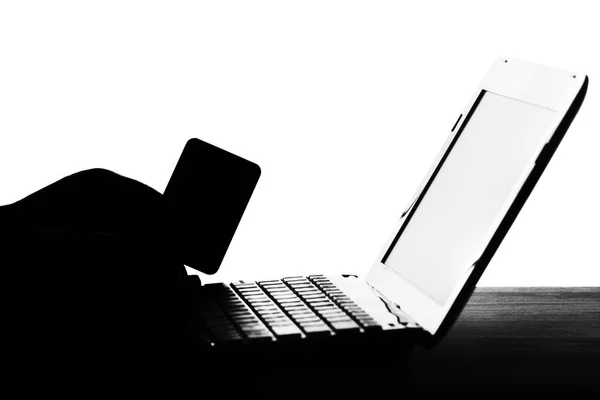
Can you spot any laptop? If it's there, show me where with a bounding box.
[161,57,588,385]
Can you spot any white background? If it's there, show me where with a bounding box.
[1,1,598,286]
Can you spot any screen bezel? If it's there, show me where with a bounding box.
[365,57,588,339]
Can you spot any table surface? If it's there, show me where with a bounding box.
[412,287,600,387]
[247,287,599,393]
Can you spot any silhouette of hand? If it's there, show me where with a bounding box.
[1,168,190,387]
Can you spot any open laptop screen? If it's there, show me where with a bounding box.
[383,91,556,306]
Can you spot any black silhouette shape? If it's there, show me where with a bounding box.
[162,137,261,274]
[0,138,262,391]
[1,168,189,388]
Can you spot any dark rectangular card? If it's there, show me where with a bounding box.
[162,138,261,274]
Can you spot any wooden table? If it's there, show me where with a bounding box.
[249,287,598,393]
[412,287,600,389]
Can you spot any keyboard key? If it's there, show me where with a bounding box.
[243,293,269,299]
[285,307,314,314]
[289,284,314,291]
[232,284,258,292]
[277,297,303,304]
[287,281,311,286]
[282,277,306,283]
[299,318,327,326]
[294,318,322,325]
[359,320,383,331]
[271,325,303,339]
[262,314,288,323]
[231,319,260,328]
[280,303,306,310]
[306,299,331,307]
[258,279,284,285]
[302,324,332,337]
[300,293,325,300]
[290,314,320,322]
[288,308,320,316]
[268,321,296,328]
[325,315,353,323]
[268,291,294,297]
[330,320,360,333]
[266,286,293,292]
[313,306,342,314]
[246,299,272,305]
[252,305,279,312]
[270,292,297,298]
[291,288,316,294]
[236,291,258,297]
[245,331,274,342]
[238,324,270,334]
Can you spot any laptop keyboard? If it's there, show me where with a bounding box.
[195,275,388,345]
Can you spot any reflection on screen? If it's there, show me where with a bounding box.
[384,91,556,305]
